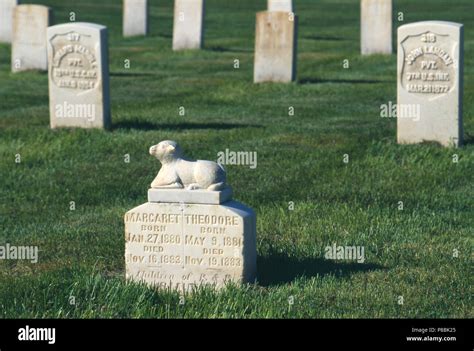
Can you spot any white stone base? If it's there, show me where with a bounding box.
[148,187,232,205]
[125,201,256,292]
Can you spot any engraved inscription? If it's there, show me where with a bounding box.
[125,204,247,290]
[401,32,456,96]
[50,32,99,90]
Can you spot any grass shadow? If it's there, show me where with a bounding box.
[110,72,161,77]
[302,35,347,41]
[206,46,253,53]
[462,133,474,146]
[113,120,264,131]
[299,78,390,85]
[257,253,385,286]
[156,33,172,39]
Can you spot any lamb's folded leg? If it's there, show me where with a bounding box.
[186,183,202,190]
[151,179,183,189]
[207,182,225,191]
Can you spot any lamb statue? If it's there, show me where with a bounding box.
[149,140,228,191]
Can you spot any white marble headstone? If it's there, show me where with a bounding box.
[268,0,293,12]
[47,23,111,129]
[361,0,392,55]
[172,0,205,50]
[125,140,257,292]
[125,201,257,291]
[123,0,148,37]
[11,5,52,72]
[254,11,297,83]
[0,0,18,43]
[397,21,464,147]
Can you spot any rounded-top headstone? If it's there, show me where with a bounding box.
[397,21,464,147]
[47,22,111,129]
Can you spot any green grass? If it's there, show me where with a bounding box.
[0,0,472,318]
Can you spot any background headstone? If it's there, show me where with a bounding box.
[11,5,52,72]
[0,0,18,43]
[254,11,297,83]
[268,0,293,12]
[123,0,148,37]
[397,21,464,147]
[360,0,392,55]
[47,23,111,129]
[172,0,205,50]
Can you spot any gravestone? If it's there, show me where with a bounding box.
[123,0,148,37]
[172,0,205,50]
[47,23,111,129]
[360,0,392,55]
[125,140,257,291]
[254,11,297,83]
[397,21,464,147]
[0,0,18,43]
[11,5,52,72]
[268,0,293,12]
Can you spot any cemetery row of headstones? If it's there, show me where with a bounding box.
[0,0,466,290]
[1,0,463,146]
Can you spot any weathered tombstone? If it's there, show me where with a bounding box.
[125,140,257,291]
[254,11,297,83]
[47,23,111,129]
[11,5,52,72]
[172,0,205,50]
[123,0,148,37]
[397,21,464,147]
[360,0,392,55]
[0,0,18,43]
[268,0,293,12]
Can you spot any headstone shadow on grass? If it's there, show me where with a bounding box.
[110,71,161,77]
[302,35,346,41]
[156,33,172,39]
[206,46,254,53]
[257,253,385,286]
[462,134,474,145]
[299,78,390,85]
[113,121,264,131]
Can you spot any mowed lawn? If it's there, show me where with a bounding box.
[0,0,472,318]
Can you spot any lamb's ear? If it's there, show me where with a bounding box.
[166,144,176,152]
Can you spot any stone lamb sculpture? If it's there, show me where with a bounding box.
[149,140,228,191]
